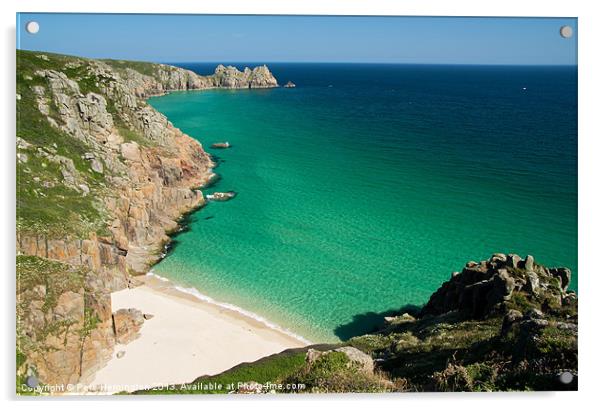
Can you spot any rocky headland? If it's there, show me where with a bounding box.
[16,50,279,389]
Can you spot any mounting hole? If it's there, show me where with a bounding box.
[26,375,39,388]
[26,21,40,34]
[558,371,574,384]
[559,25,573,39]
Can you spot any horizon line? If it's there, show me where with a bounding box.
[16,48,577,67]
[166,61,577,67]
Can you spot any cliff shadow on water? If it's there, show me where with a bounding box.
[159,174,230,259]
[334,304,422,341]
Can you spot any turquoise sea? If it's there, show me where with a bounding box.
[149,64,577,342]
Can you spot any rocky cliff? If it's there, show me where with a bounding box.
[16,50,279,388]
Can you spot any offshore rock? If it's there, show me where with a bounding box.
[207,191,237,201]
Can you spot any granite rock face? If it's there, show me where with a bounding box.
[16,51,280,389]
[212,64,278,88]
[421,254,573,318]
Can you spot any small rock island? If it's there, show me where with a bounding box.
[284,81,296,88]
[207,191,237,201]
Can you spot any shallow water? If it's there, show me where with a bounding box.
[149,63,577,342]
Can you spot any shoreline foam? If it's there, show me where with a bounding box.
[146,271,313,345]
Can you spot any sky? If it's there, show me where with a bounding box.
[16,14,577,65]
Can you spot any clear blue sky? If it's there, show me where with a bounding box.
[17,14,577,65]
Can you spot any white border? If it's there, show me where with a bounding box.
[2,0,588,16]
[3,1,601,408]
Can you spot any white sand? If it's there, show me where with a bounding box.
[87,276,307,393]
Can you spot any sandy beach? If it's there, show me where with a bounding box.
[87,275,307,394]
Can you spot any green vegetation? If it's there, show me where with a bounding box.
[16,255,85,306]
[133,350,308,395]
[102,58,160,78]
[285,351,391,393]
[342,313,504,391]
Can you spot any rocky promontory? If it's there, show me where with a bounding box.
[212,64,278,88]
[16,50,278,390]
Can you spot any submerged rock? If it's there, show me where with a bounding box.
[210,142,230,149]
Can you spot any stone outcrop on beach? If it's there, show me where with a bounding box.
[16,50,279,389]
[113,308,145,344]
